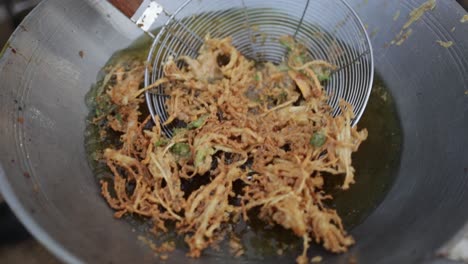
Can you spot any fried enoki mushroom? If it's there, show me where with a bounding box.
[95,35,367,264]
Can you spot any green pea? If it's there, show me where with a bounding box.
[310,132,327,147]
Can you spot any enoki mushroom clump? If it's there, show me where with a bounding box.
[94,36,367,264]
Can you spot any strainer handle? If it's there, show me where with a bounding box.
[107,0,164,33]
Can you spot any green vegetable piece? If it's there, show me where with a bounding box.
[255,72,261,82]
[277,64,290,72]
[95,94,117,118]
[310,132,327,147]
[318,73,331,82]
[294,55,305,64]
[170,143,191,157]
[312,67,332,82]
[188,114,209,129]
[115,113,123,124]
[154,139,169,147]
[195,150,205,166]
[279,38,293,51]
[194,147,215,167]
[172,127,188,136]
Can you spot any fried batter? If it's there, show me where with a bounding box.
[95,36,367,263]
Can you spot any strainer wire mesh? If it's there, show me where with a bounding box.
[145,0,374,137]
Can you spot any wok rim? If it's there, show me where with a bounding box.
[0,1,82,263]
[0,164,82,264]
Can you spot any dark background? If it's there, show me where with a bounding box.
[0,0,466,263]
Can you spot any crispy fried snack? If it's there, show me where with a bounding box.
[96,36,367,264]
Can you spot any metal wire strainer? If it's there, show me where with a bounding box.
[136,0,374,136]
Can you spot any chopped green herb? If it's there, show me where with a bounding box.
[115,113,123,124]
[255,72,261,82]
[317,73,331,82]
[154,139,169,147]
[312,67,332,82]
[279,38,293,51]
[195,150,205,166]
[194,147,214,167]
[188,114,209,129]
[95,94,116,118]
[294,55,305,64]
[277,64,290,72]
[172,127,188,136]
[170,143,191,157]
[310,132,327,147]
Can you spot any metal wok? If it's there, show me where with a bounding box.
[0,0,467,263]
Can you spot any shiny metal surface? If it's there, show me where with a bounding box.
[0,0,467,263]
